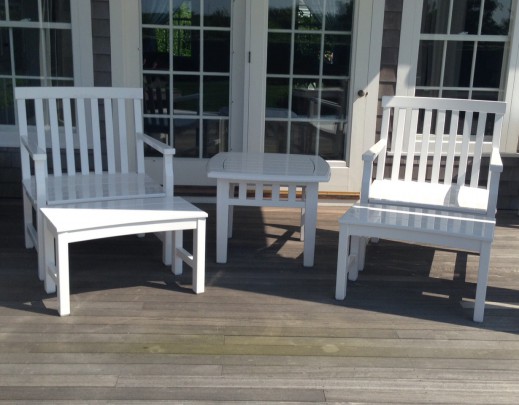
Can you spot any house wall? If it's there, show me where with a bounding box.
[1,0,518,209]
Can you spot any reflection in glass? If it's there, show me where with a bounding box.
[0,28,11,74]
[143,28,170,70]
[474,42,504,88]
[292,78,319,118]
[203,119,228,157]
[451,0,479,34]
[415,89,440,98]
[290,121,317,155]
[417,40,443,87]
[421,0,449,34]
[265,121,288,153]
[204,31,230,73]
[142,0,169,25]
[471,91,499,101]
[172,0,200,26]
[268,0,292,29]
[267,33,291,75]
[0,0,5,20]
[444,41,473,87]
[321,79,347,119]
[0,79,13,124]
[293,33,320,75]
[442,90,469,99]
[173,30,200,71]
[174,118,199,157]
[203,76,229,114]
[322,34,350,76]
[296,0,322,30]
[173,75,199,114]
[204,0,231,27]
[482,0,511,34]
[144,74,170,116]
[13,28,39,76]
[44,0,71,22]
[9,0,38,21]
[326,0,353,31]
[266,78,290,117]
[50,30,73,77]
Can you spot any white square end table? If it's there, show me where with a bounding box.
[207,152,331,267]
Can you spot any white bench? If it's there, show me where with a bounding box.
[41,197,207,316]
[335,203,496,322]
[15,87,175,280]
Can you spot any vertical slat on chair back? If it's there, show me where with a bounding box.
[381,96,506,189]
[14,87,143,177]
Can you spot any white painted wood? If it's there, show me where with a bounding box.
[336,203,496,322]
[15,87,176,279]
[361,96,506,219]
[207,152,330,267]
[41,197,207,316]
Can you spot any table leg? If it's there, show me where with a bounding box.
[193,218,206,294]
[172,230,183,275]
[336,224,350,300]
[43,218,56,294]
[473,242,491,322]
[302,183,318,267]
[216,179,229,263]
[56,235,71,316]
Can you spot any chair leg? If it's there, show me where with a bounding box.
[348,236,360,281]
[23,193,34,249]
[473,242,492,322]
[172,230,183,275]
[358,237,368,271]
[162,231,173,266]
[335,224,350,300]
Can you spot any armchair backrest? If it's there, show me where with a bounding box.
[15,87,145,178]
[377,96,506,188]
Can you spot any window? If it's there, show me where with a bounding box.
[0,0,73,125]
[416,0,512,100]
[141,0,232,158]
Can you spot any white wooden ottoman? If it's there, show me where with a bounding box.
[40,197,207,316]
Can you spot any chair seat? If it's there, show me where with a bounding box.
[23,173,165,206]
[369,179,489,214]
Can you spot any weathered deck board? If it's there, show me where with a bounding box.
[1,198,519,403]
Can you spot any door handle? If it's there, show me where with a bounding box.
[357,89,368,97]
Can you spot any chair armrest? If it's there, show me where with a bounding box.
[20,135,47,161]
[137,132,176,156]
[362,138,387,162]
[489,148,503,173]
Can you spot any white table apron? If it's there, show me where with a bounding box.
[40,197,207,316]
[207,152,331,267]
[335,203,496,322]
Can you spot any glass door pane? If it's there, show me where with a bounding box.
[142,0,232,158]
[265,0,353,160]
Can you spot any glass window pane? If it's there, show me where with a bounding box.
[326,0,353,31]
[482,0,511,35]
[265,121,288,153]
[173,29,200,71]
[266,78,290,118]
[0,0,5,20]
[417,40,443,87]
[442,90,469,99]
[268,0,292,29]
[443,41,473,87]
[143,28,170,70]
[144,74,170,115]
[293,33,320,75]
[322,34,350,76]
[173,118,198,157]
[474,42,504,88]
[203,76,229,114]
[319,122,344,159]
[204,31,230,73]
[0,78,14,124]
[421,0,449,34]
[13,28,40,76]
[415,89,440,98]
[450,0,480,35]
[50,29,73,77]
[321,79,347,119]
[267,33,291,74]
[290,121,316,155]
[172,0,200,26]
[292,78,319,118]
[173,75,199,114]
[44,0,70,22]
[471,91,499,101]
[296,0,323,30]
[0,28,11,74]
[203,118,228,157]
[204,0,231,27]
[142,0,169,25]
[9,0,38,21]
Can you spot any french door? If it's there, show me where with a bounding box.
[139,0,384,192]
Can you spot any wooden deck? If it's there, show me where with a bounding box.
[1,198,519,403]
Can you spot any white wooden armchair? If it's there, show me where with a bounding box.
[15,87,175,279]
[336,96,507,322]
